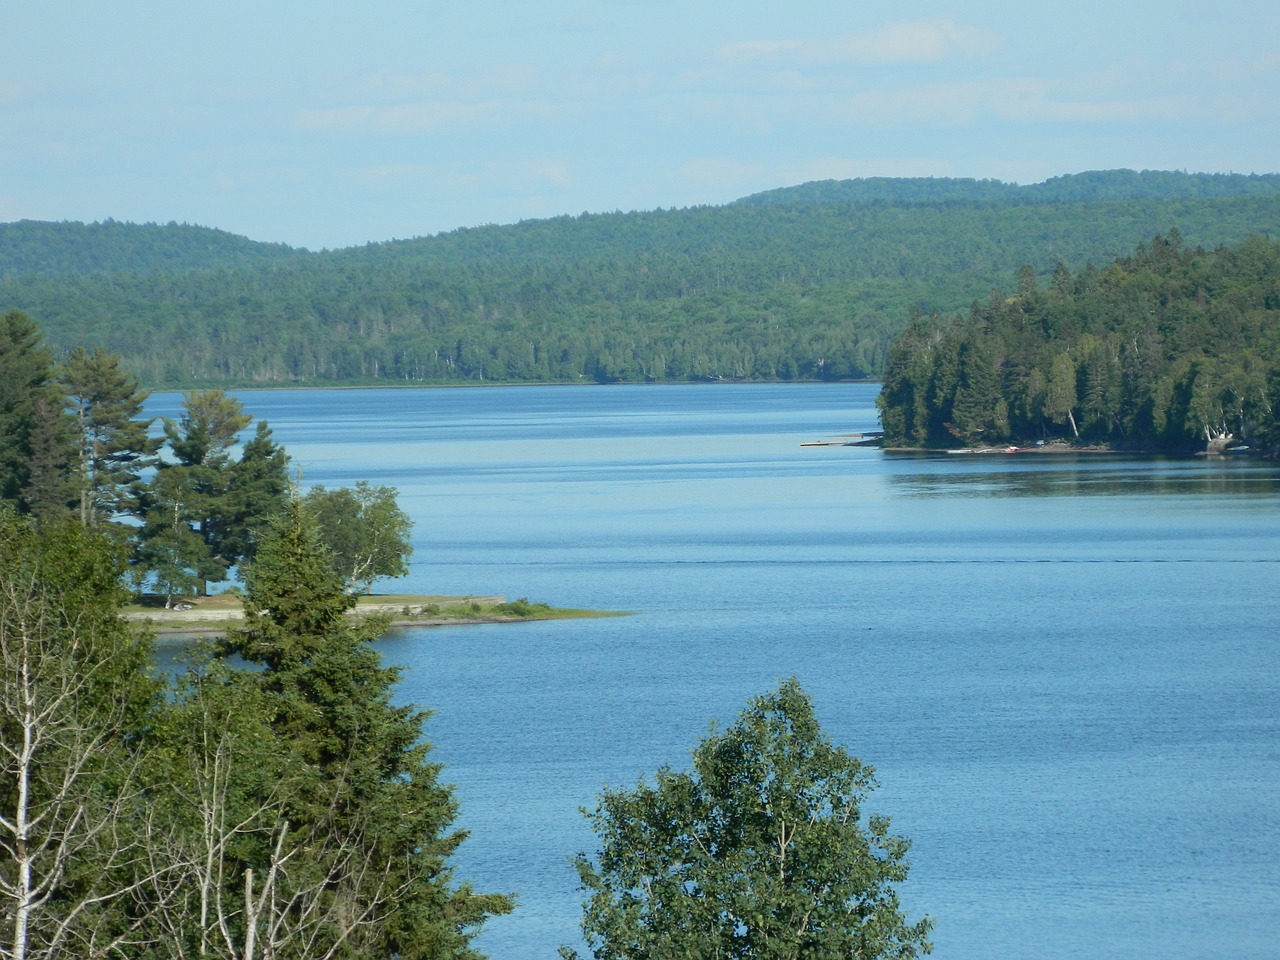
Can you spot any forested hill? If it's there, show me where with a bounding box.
[3,169,1280,389]
[0,218,301,277]
[736,170,1280,206]
[876,231,1280,454]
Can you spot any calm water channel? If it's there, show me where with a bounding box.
[148,383,1280,960]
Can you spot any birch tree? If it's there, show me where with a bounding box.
[565,680,933,960]
[302,482,412,593]
[0,512,168,960]
[143,663,406,960]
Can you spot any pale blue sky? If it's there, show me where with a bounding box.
[4,1,1277,249]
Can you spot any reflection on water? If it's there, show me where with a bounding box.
[886,452,1280,498]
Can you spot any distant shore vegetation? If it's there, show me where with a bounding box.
[3,170,1280,390]
[876,231,1280,455]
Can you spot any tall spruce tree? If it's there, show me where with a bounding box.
[221,500,512,959]
[0,312,78,519]
[221,420,290,569]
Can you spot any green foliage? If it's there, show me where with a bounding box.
[2,501,508,959]
[877,233,1280,452]
[565,679,932,960]
[219,500,512,958]
[133,466,211,605]
[6,172,1280,388]
[60,346,160,527]
[0,217,302,276]
[302,481,412,593]
[163,389,253,468]
[221,419,291,566]
[0,310,79,518]
[0,510,163,959]
[137,391,289,596]
[230,500,360,670]
[494,597,552,617]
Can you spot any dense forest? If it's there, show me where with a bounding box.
[2,170,1279,389]
[876,231,1280,453]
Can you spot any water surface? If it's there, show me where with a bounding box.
[149,383,1280,959]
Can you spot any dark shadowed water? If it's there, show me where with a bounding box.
[148,383,1280,960]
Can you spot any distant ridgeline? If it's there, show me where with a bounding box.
[876,231,1280,454]
[2,170,1280,389]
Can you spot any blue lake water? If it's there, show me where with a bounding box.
[147,383,1280,960]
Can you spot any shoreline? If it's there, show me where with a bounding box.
[878,440,1249,456]
[130,595,627,637]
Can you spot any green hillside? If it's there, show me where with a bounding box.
[877,231,1280,453]
[2,170,1278,389]
[0,218,301,277]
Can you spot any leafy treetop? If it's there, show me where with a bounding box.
[566,678,933,960]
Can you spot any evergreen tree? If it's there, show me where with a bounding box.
[947,331,1005,444]
[220,420,290,569]
[0,312,78,519]
[140,391,286,595]
[60,346,160,528]
[17,392,81,523]
[221,500,512,959]
[163,390,252,470]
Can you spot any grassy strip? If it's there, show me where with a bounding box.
[127,593,629,635]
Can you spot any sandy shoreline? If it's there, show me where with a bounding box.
[128,596,536,637]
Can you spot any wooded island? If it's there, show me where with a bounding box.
[876,231,1280,455]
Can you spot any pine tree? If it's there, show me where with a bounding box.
[140,391,286,596]
[60,347,160,528]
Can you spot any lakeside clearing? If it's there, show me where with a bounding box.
[127,593,627,636]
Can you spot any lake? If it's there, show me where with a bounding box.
[147,382,1280,960]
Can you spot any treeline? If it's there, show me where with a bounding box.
[876,232,1280,452]
[0,309,411,602]
[0,218,301,278]
[2,171,1280,388]
[736,169,1280,206]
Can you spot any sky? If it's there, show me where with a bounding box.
[3,1,1278,250]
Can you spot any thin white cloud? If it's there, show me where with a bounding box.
[836,77,1201,128]
[294,98,556,135]
[352,66,541,101]
[718,18,999,67]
